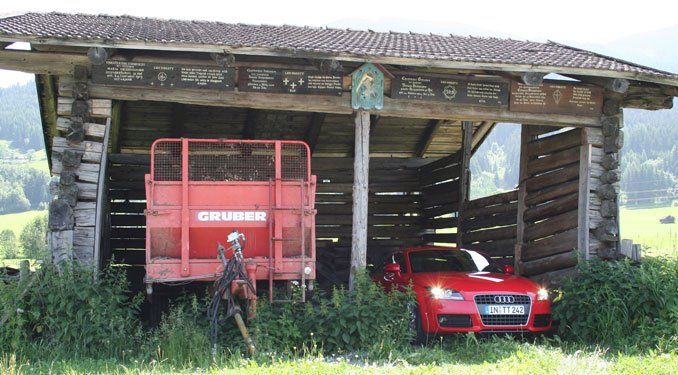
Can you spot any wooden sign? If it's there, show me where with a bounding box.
[352,63,384,110]
[391,75,509,107]
[92,60,235,90]
[238,67,343,95]
[509,82,603,115]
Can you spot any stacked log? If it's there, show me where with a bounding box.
[589,98,623,258]
[48,70,111,266]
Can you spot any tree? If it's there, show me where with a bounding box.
[20,216,48,260]
[0,229,19,259]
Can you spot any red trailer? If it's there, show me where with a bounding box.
[144,139,317,303]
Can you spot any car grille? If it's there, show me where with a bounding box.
[438,314,472,328]
[474,294,531,326]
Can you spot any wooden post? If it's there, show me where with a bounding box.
[457,121,473,247]
[514,124,531,275]
[109,100,123,153]
[93,118,111,271]
[349,109,370,291]
[577,128,591,261]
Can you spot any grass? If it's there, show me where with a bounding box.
[0,210,47,236]
[1,338,676,374]
[620,205,677,258]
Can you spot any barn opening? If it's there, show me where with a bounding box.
[1,12,676,299]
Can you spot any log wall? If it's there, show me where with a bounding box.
[47,72,112,266]
[586,101,623,258]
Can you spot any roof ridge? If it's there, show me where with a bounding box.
[547,40,678,76]
[0,11,27,20]
[33,11,541,45]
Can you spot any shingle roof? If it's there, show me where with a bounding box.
[1,12,677,85]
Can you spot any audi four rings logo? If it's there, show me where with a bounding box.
[494,295,515,303]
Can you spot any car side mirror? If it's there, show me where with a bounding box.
[503,265,515,275]
[383,263,402,282]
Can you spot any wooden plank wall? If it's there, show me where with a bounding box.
[518,127,582,279]
[104,154,430,281]
[461,190,518,262]
[418,153,462,245]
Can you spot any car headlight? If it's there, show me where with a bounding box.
[537,288,549,301]
[429,286,464,300]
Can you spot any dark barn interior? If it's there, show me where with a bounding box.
[100,100,487,289]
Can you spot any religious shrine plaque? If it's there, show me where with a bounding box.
[91,60,235,90]
[391,75,509,107]
[509,81,603,116]
[238,67,343,95]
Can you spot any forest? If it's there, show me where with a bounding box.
[0,82,676,215]
[471,105,678,206]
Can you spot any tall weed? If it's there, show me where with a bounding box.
[252,271,414,355]
[553,257,678,351]
[0,263,141,358]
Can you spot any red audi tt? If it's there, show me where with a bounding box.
[373,246,552,341]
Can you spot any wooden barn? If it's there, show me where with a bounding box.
[0,12,676,288]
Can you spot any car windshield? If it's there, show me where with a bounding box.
[408,250,502,273]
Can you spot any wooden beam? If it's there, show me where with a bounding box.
[416,119,441,157]
[0,49,88,75]
[35,74,58,171]
[5,38,677,86]
[86,83,601,127]
[577,128,592,261]
[349,109,370,291]
[515,125,532,275]
[242,108,258,139]
[457,121,473,247]
[471,121,495,154]
[93,118,112,271]
[303,113,326,154]
[109,101,123,153]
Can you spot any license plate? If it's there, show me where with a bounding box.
[486,305,525,315]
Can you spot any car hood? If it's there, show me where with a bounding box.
[408,271,540,293]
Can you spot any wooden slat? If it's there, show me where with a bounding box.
[465,190,518,211]
[521,250,578,277]
[465,225,516,244]
[526,145,580,177]
[462,201,517,220]
[524,179,579,207]
[527,128,582,158]
[461,212,516,231]
[419,152,460,173]
[523,192,579,222]
[522,228,578,261]
[525,164,579,192]
[524,209,578,242]
[466,239,515,256]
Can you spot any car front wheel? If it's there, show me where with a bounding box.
[408,302,427,345]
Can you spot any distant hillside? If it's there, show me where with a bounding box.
[471,105,678,205]
[0,82,43,151]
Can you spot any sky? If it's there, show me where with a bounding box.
[1,0,678,87]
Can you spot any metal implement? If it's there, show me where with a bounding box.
[143,139,317,355]
[144,139,317,299]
